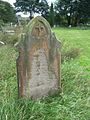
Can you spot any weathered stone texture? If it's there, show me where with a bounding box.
[16,16,61,99]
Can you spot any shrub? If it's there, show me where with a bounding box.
[61,47,81,62]
[0,20,4,27]
[0,33,18,45]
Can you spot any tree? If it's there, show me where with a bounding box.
[55,0,90,26]
[49,3,54,27]
[14,0,49,20]
[77,0,90,24]
[55,0,75,26]
[38,0,49,19]
[0,0,16,23]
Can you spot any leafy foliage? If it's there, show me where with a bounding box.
[49,3,54,27]
[61,47,81,62]
[0,0,16,23]
[0,33,18,45]
[14,0,49,19]
[55,0,90,26]
[0,26,23,45]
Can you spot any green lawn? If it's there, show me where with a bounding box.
[0,28,90,120]
[53,27,90,66]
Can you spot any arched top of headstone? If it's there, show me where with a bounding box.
[16,16,61,53]
[16,16,53,49]
[27,16,51,35]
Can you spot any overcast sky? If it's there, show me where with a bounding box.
[2,0,55,6]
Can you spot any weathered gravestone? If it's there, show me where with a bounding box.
[16,16,61,99]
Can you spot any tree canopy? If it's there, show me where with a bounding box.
[0,0,89,26]
[49,3,54,27]
[0,0,16,23]
[14,0,49,19]
[55,0,90,26]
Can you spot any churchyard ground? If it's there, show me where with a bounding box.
[0,27,90,120]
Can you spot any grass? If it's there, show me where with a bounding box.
[53,27,90,66]
[0,27,90,120]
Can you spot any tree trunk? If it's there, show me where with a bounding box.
[74,16,78,27]
[29,10,33,20]
[67,15,71,26]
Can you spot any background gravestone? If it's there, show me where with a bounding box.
[16,16,61,99]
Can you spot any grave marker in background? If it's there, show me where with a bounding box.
[16,16,61,99]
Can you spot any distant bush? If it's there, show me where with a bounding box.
[0,25,24,45]
[0,33,18,45]
[62,47,81,62]
[0,20,4,27]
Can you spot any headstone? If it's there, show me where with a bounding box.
[16,16,61,99]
